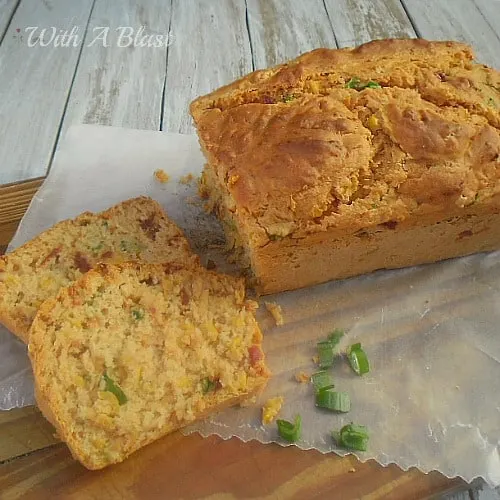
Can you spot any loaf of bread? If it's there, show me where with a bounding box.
[29,262,270,469]
[191,39,500,294]
[0,197,197,342]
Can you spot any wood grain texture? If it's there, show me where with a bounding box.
[246,0,337,69]
[61,0,172,135]
[323,0,416,48]
[0,0,19,41]
[0,416,467,500]
[473,0,500,43]
[162,0,253,134]
[400,0,500,68]
[0,178,43,248]
[0,407,59,463]
[0,0,94,185]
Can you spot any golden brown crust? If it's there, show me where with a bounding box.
[29,262,270,469]
[191,39,500,293]
[190,39,475,119]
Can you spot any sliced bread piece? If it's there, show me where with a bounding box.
[0,197,198,342]
[28,262,270,470]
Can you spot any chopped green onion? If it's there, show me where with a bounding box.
[327,328,344,347]
[311,371,334,393]
[345,77,381,90]
[282,94,296,102]
[102,373,127,405]
[333,423,369,451]
[317,341,335,369]
[131,308,145,320]
[201,377,217,394]
[346,77,361,89]
[347,343,370,375]
[277,415,302,442]
[120,239,145,254]
[316,389,351,412]
[91,242,104,254]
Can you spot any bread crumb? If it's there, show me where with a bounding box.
[265,301,284,326]
[240,395,258,407]
[312,356,319,364]
[295,371,310,383]
[179,173,195,185]
[349,468,356,473]
[262,396,284,424]
[154,169,170,183]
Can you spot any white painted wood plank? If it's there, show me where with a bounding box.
[323,0,416,48]
[61,0,171,136]
[162,0,252,134]
[246,0,337,69]
[473,0,500,47]
[0,0,19,40]
[444,490,477,500]
[401,0,500,68]
[0,0,94,185]
[477,484,500,500]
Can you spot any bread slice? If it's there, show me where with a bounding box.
[0,197,198,342]
[28,262,270,470]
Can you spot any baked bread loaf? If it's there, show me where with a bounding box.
[191,39,500,294]
[29,262,269,470]
[0,197,197,342]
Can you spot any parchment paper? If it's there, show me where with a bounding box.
[1,124,499,487]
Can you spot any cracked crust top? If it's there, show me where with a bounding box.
[191,39,500,247]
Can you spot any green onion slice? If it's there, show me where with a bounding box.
[316,389,351,412]
[102,373,128,405]
[346,77,361,89]
[277,415,302,443]
[327,328,344,347]
[347,343,370,375]
[311,371,334,393]
[333,423,369,451]
[317,341,335,369]
[131,308,145,320]
[201,377,217,394]
[345,77,381,90]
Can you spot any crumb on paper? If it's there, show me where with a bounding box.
[295,371,310,383]
[312,356,319,364]
[154,169,170,183]
[179,173,195,185]
[349,468,356,473]
[239,395,257,408]
[265,301,284,326]
[262,396,284,424]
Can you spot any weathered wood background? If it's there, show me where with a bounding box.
[0,0,499,498]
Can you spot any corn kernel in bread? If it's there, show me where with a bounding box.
[29,262,270,470]
[191,40,500,293]
[0,197,197,342]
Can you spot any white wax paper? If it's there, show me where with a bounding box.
[1,124,499,487]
